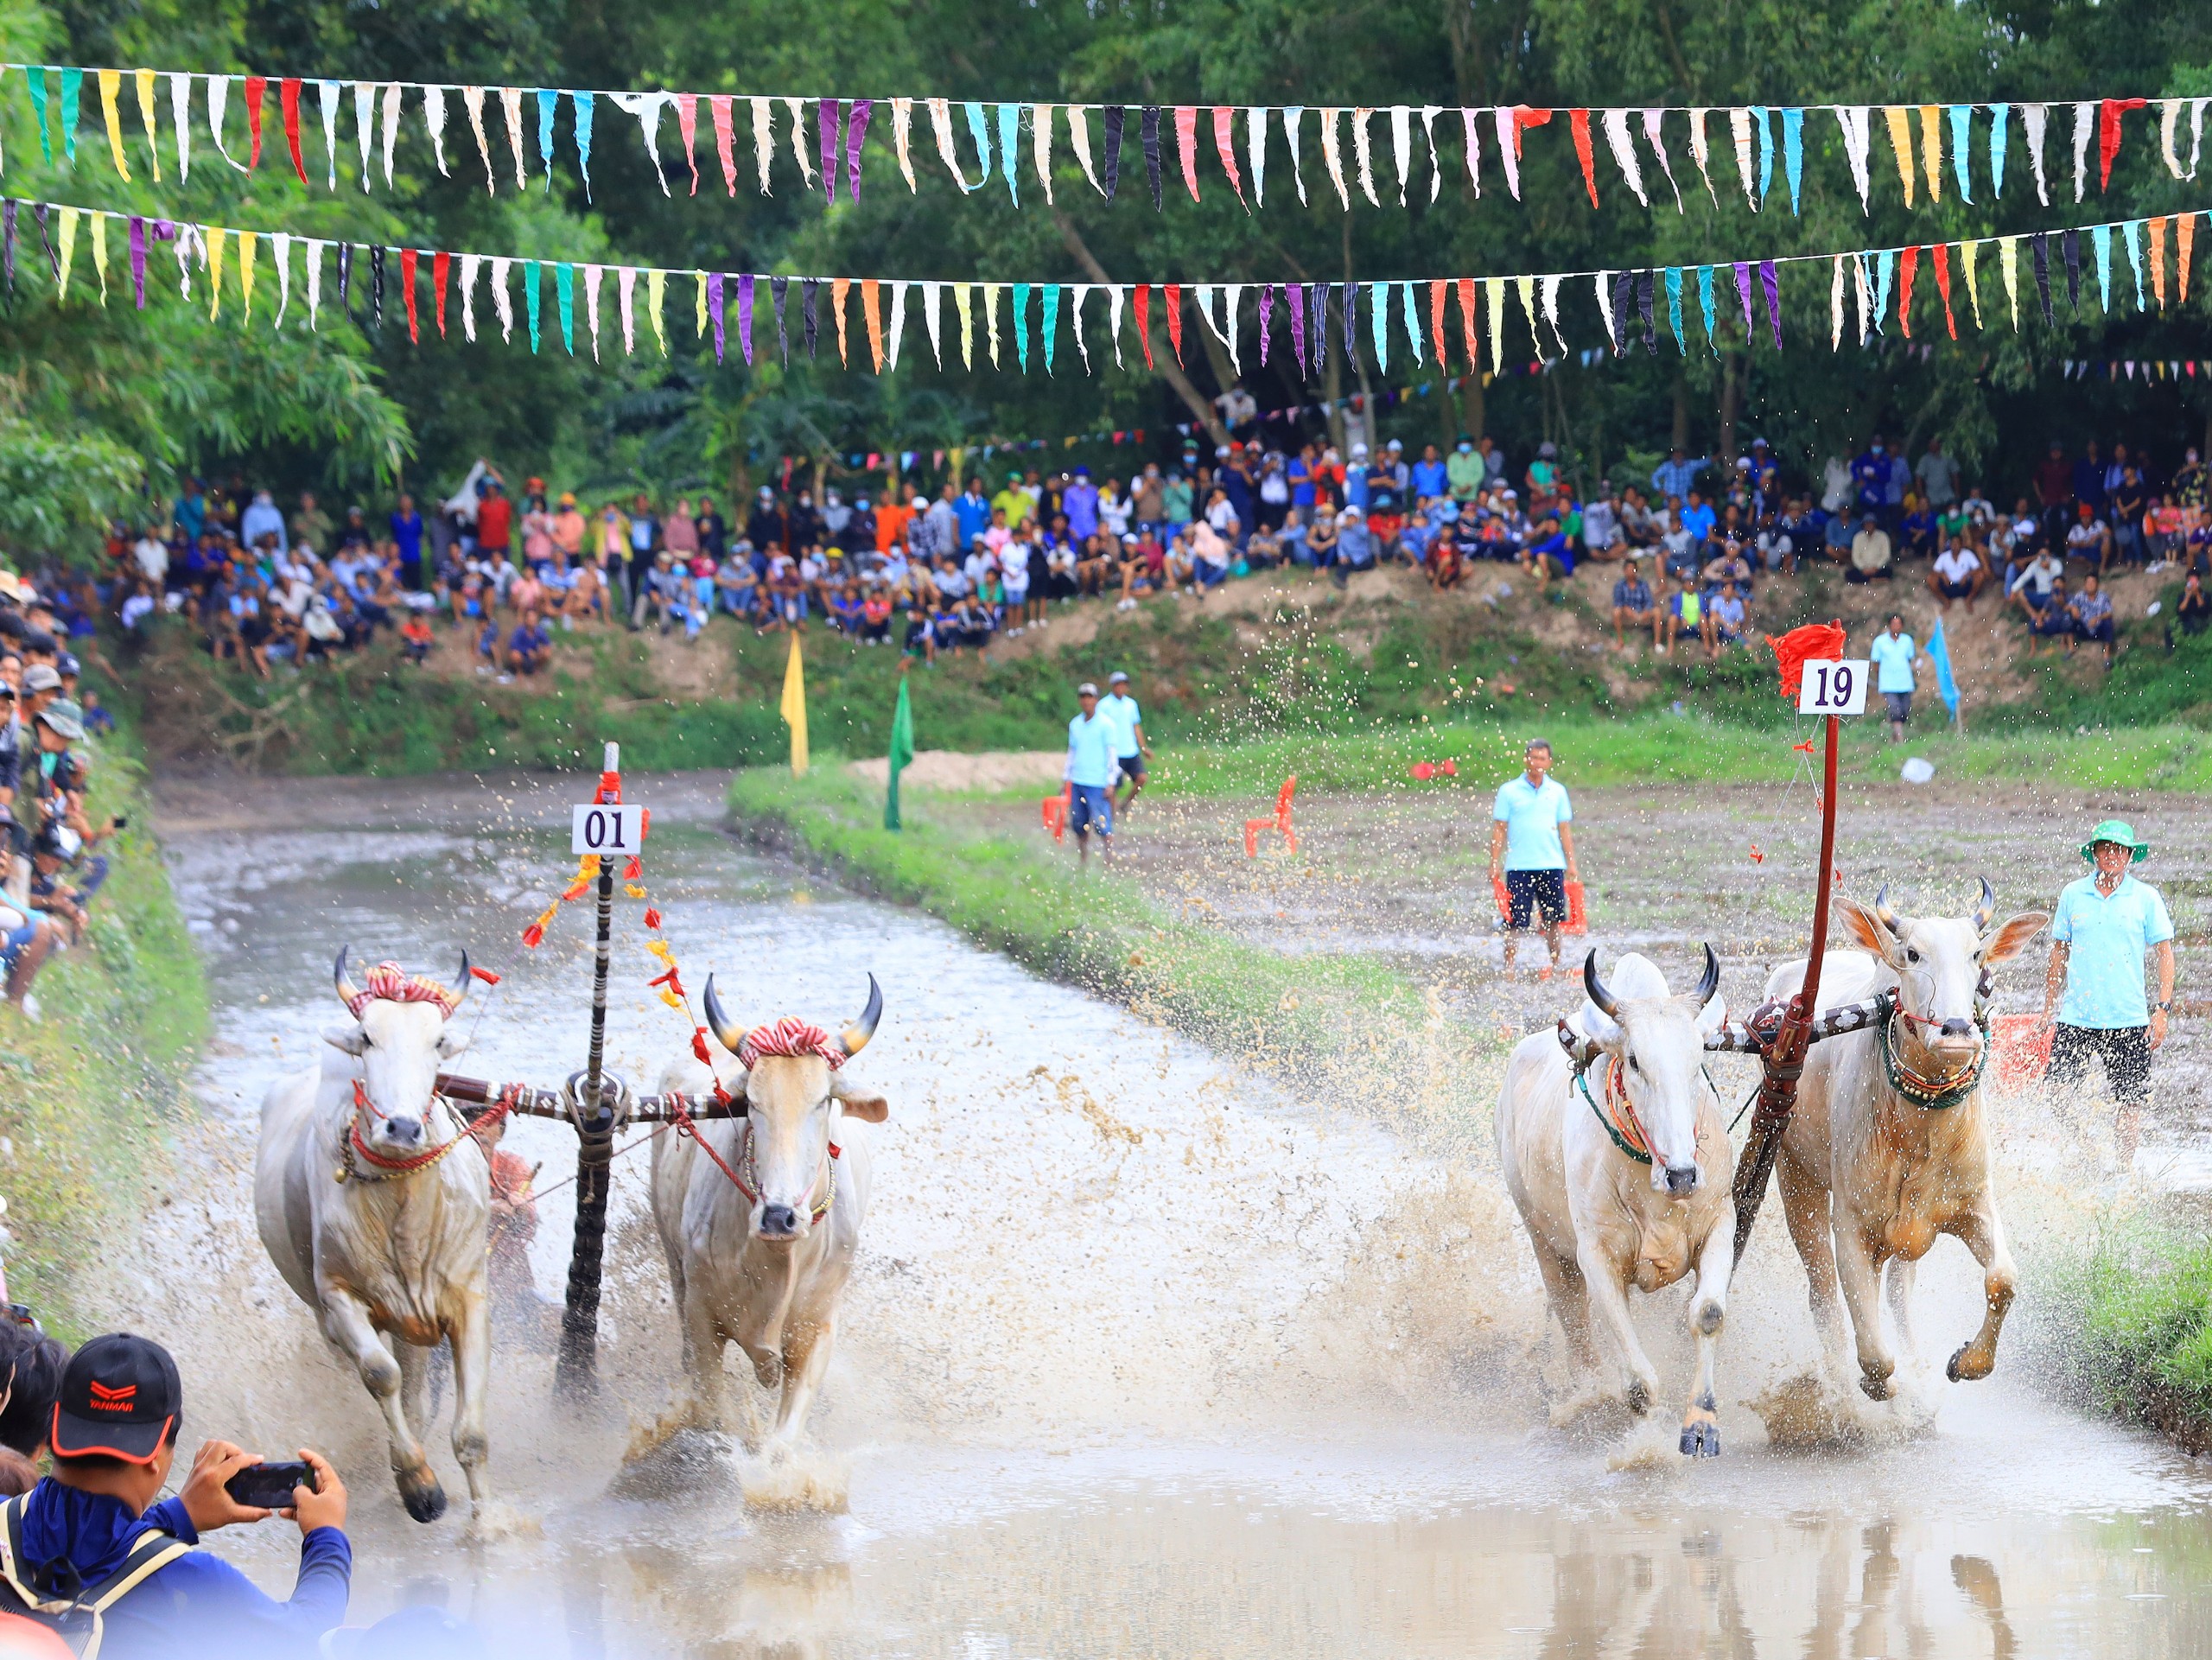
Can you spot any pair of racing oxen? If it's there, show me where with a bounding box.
[1497,881,2049,1456]
[254,953,886,1523]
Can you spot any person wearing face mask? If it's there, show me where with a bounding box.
[1447,436,1484,502]
[1851,436,1893,526]
[2173,447,2207,512]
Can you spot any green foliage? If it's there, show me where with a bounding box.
[2031,1223,2212,1446]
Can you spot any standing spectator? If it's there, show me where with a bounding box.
[1611,558,1656,650]
[746,487,786,557]
[1100,671,1151,814]
[954,476,994,550]
[696,495,728,559]
[1582,484,1622,558]
[1488,738,1578,981]
[1447,436,1485,503]
[1914,437,1960,512]
[2034,440,2072,515]
[2110,467,2148,568]
[2072,441,2107,518]
[1851,437,1892,525]
[389,493,425,588]
[240,491,287,556]
[2041,820,2174,1165]
[290,491,333,557]
[2174,447,2208,511]
[1868,614,1918,741]
[1651,448,1707,503]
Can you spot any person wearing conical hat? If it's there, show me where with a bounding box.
[2040,819,2175,1166]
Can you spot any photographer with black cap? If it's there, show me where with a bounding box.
[0,1333,351,1657]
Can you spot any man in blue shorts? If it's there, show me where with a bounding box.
[1065,682,1120,867]
[2040,818,2175,1166]
[1100,671,1153,814]
[1489,738,1578,979]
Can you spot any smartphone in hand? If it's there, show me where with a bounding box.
[225,1460,317,1511]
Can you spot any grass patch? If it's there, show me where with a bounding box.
[726,762,1495,1151]
[0,700,208,1339]
[2029,1221,2212,1452]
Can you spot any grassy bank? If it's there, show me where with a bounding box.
[727,764,1495,1151]
[2030,1223,2212,1453]
[0,701,208,1338]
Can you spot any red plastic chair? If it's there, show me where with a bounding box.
[1991,1014,2054,1091]
[1244,776,1299,857]
[1041,785,1071,843]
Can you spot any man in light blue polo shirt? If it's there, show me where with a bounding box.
[2041,818,2176,1163]
[1064,683,1120,866]
[1100,671,1152,814]
[1867,614,1917,742]
[1488,738,1579,978]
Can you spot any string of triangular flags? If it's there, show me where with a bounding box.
[6,65,2207,217]
[2063,358,2212,381]
[9,192,2206,372]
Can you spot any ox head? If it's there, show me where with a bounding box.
[325,945,472,1155]
[1840,880,2048,1067]
[703,973,887,1244]
[1582,946,1726,1198]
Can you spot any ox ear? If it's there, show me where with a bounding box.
[831,1077,888,1123]
[322,1023,366,1056]
[1980,911,2050,965]
[437,1026,472,1059]
[1695,991,1728,1039]
[1577,1002,1624,1050]
[1837,898,1899,960]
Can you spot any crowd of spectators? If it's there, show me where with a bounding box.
[83,425,2211,682]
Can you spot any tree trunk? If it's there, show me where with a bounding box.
[1053,210,1230,448]
[1716,347,1742,467]
[1325,328,1346,452]
[1671,367,1691,451]
[1459,366,1486,444]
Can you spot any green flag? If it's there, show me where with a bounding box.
[885,672,915,830]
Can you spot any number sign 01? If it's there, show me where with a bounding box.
[1796,659,1870,716]
[571,803,647,855]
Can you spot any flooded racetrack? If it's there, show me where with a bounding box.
[107,769,2212,1656]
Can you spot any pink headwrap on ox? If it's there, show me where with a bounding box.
[334,945,472,1021]
[704,972,883,1068]
[736,1016,847,1070]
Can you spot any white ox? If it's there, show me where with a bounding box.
[1497,948,1736,1455]
[1764,881,2046,1401]
[256,948,492,1523]
[651,974,887,1455]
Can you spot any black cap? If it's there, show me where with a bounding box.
[52,1333,180,1462]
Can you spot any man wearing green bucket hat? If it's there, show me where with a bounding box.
[2040,818,2175,1162]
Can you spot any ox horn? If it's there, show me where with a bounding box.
[334,944,361,1009]
[1872,883,1900,932]
[449,949,472,1008]
[838,974,884,1059]
[1583,951,1620,1020]
[1971,876,1996,933]
[1693,944,1721,1008]
[702,975,747,1056]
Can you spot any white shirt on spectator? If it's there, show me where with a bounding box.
[1935,547,1980,585]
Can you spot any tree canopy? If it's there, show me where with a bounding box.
[5,0,2212,548]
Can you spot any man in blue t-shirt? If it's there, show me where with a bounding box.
[1488,739,1578,978]
[2042,819,2175,1164]
[1867,614,1917,742]
[1064,683,1121,866]
[389,493,425,588]
[953,479,994,551]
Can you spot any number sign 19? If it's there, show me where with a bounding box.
[1796,659,1871,716]
[571,803,647,855]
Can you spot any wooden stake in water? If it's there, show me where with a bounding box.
[556,742,623,1400]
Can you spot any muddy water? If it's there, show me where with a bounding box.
[107,770,2212,1656]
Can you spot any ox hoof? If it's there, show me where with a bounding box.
[400,1479,448,1524]
[1679,1417,1721,1459]
[1946,1345,1990,1383]
[1624,1378,1652,1417]
[1858,1372,1893,1403]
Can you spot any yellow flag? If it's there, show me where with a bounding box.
[779,633,809,776]
[99,70,131,181]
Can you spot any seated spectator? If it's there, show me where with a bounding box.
[947,592,994,652]
[1520,517,1574,588]
[828,580,866,638]
[1705,581,1749,656]
[398,614,434,665]
[1658,576,1701,658]
[1822,509,1853,563]
[2147,494,2188,566]
[1847,516,1893,583]
[1245,523,1283,570]
[1304,510,1338,573]
[1581,484,1623,560]
[508,609,550,674]
[1071,535,1110,598]
[901,604,936,664]
[1659,512,1700,582]
[1680,490,1716,549]
[1611,559,1656,649]
[2066,502,2114,573]
[1700,544,1753,598]
[0,1334,351,1654]
[2168,570,2211,646]
[2028,576,2075,654]
[860,588,893,645]
[1333,508,1375,585]
[1928,537,1986,612]
[1754,509,1796,576]
[2007,544,2063,620]
[1898,493,1938,561]
[2067,573,2117,665]
[1188,520,1233,595]
[79,691,113,736]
